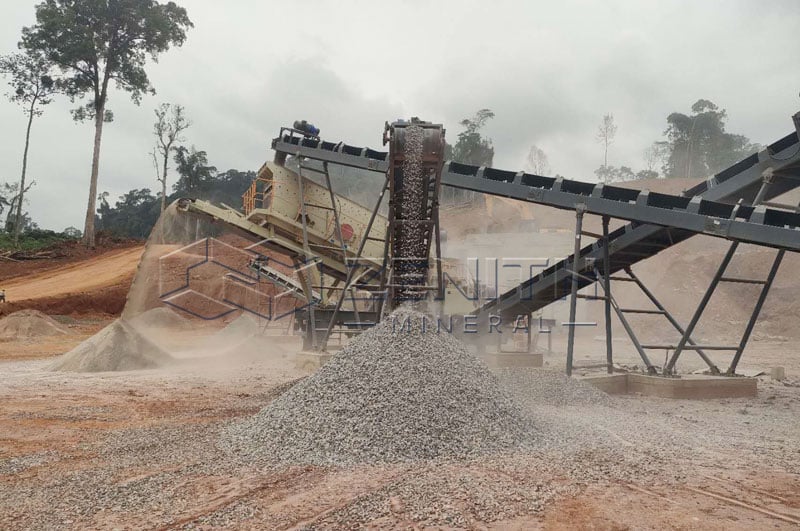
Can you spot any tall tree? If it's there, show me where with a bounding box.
[0,52,56,245]
[153,103,190,212]
[662,99,758,178]
[596,113,617,167]
[451,108,495,167]
[173,146,216,195]
[20,0,193,247]
[444,109,495,205]
[524,144,551,175]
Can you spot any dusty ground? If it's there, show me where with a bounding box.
[0,244,143,317]
[1,180,799,529]
[1,326,799,529]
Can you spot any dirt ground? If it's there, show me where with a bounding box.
[2,182,800,529]
[1,324,799,529]
[0,245,143,317]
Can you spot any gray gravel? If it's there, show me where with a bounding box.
[395,124,428,302]
[223,308,530,465]
[495,367,614,407]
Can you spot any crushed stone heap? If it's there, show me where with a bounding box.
[49,319,173,372]
[0,310,68,339]
[495,367,613,407]
[224,309,530,465]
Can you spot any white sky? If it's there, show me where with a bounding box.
[0,0,798,230]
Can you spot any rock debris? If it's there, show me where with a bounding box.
[224,308,530,465]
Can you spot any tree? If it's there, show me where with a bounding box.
[96,188,160,238]
[0,52,56,246]
[0,185,11,220]
[96,168,253,238]
[20,0,193,247]
[596,113,617,168]
[1,181,36,234]
[643,141,669,177]
[443,109,495,205]
[173,146,216,195]
[153,103,190,212]
[662,99,759,178]
[62,226,82,238]
[524,144,551,175]
[595,165,656,183]
[451,108,495,167]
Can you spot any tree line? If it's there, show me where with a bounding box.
[0,0,192,248]
[0,1,763,246]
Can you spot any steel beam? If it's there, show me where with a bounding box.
[566,206,585,376]
[602,216,613,374]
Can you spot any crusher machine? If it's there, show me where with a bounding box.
[178,111,800,376]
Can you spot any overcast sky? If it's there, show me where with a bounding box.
[1,0,799,231]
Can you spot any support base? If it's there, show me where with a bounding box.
[580,373,757,399]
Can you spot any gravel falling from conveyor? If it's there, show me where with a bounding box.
[223,308,530,465]
[395,125,427,303]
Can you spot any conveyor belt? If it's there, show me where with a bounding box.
[384,119,446,306]
[271,121,800,319]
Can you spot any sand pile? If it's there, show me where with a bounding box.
[0,310,68,340]
[129,306,192,331]
[224,309,530,465]
[214,313,262,340]
[49,319,173,372]
[198,313,263,352]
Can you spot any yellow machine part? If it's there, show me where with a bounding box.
[245,162,387,264]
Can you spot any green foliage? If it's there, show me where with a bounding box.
[190,168,256,206]
[662,99,759,178]
[173,145,217,195]
[0,51,57,116]
[20,0,194,118]
[442,109,495,205]
[1,181,36,235]
[0,228,77,251]
[449,108,495,167]
[96,166,255,239]
[0,51,59,246]
[96,188,160,239]
[595,165,657,183]
[20,0,194,246]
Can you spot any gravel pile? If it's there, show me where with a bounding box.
[49,319,173,372]
[494,367,613,407]
[0,310,67,340]
[224,309,530,465]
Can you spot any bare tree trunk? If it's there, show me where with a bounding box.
[161,153,168,213]
[82,105,105,248]
[13,102,35,246]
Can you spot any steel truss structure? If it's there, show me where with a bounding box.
[176,113,800,374]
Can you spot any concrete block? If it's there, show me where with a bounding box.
[581,373,757,399]
[579,374,628,395]
[627,374,757,399]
